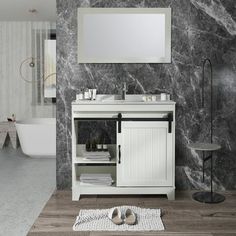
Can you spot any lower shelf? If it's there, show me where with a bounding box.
[72,181,175,200]
[76,180,116,189]
[74,156,116,164]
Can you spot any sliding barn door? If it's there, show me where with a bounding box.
[117,122,173,187]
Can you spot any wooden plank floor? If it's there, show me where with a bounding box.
[28,191,236,236]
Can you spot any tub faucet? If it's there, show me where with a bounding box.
[121,82,127,100]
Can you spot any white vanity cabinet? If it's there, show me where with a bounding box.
[72,95,175,201]
[117,121,173,187]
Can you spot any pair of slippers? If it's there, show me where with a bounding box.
[108,208,136,225]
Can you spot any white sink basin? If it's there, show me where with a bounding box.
[100,95,144,103]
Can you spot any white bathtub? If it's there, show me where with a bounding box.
[16,118,56,158]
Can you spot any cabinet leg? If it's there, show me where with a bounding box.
[72,193,80,201]
[167,190,175,200]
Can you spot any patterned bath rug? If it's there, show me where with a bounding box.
[73,205,164,231]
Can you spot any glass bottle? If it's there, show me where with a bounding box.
[85,139,91,152]
[91,139,97,152]
[96,135,103,151]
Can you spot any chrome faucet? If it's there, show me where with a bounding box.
[121,82,127,100]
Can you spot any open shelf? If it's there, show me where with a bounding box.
[74,156,116,164]
[75,144,117,164]
[74,180,176,196]
[75,179,116,188]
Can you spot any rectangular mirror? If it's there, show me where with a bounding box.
[78,8,171,63]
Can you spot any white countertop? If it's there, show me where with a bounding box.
[72,94,175,105]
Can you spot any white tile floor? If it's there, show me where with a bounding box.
[0,147,56,236]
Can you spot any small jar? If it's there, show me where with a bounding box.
[76,93,83,100]
[102,144,108,152]
[96,144,102,151]
[161,93,167,101]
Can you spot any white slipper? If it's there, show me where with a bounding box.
[124,208,136,225]
[108,207,123,225]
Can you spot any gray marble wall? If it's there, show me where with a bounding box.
[57,0,236,190]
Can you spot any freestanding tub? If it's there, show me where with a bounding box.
[16,118,56,158]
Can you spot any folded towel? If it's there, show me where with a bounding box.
[82,150,110,157]
[80,173,113,186]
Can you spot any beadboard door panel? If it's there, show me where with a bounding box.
[117,121,173,187]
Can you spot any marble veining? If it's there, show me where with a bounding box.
[57,0,236,190]
[190,0,236,36]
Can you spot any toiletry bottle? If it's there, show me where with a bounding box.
[102,138,108,152]
[96,135,103,151]
[91,139,97,152]
[84,88,91,100]
[85,139,91,152]
[92,89,97,100]
[89,89,93,100]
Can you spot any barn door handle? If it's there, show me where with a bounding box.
[118,145,121,164]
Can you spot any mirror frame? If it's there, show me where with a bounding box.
[77,8,171,63]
